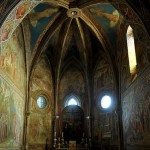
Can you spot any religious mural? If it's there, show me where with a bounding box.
[93,57,118,147]
[28,114,52,144]
[0,76,24,148]
[0,1,40,42]
[59,67,85,113]
[31,55,53,95]
[0,24,26,148]
[0,26,25,93]
[134,25,149,72]
[122,70,150,145]
[94,58,113,92]
[16,2,30,20]
[1,21,14,42]
[28,55,54,146]
[89,4,122,48]
[28,2,58,50]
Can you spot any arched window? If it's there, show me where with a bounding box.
[65,95,80,107]
[126,26,137,76]
[68,98,77,105]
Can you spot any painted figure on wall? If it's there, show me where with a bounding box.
[29,54,53,146]
[29,116,51,144]
[123,77,150,144]
[0,77,24,147]
[1,21,13,41]
[0,27,25,93]
[16,2,29,19]
[28,3,58,49]
[94,59,113,91]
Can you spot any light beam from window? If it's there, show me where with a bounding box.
[126,25,137,75]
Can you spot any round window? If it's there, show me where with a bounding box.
[100,95,112,109]
[37,96,47,109]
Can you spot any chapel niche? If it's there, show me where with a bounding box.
[61,105,84,143]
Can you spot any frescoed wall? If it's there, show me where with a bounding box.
[0,25,26,149]
[134,25,149,72]
[0,76,24,148]
[59,67,85,114]
[122,68,150,149]
[0,25,25,94]
[120,24,150,92]
[93,56,118,148]
[28,54,54,149]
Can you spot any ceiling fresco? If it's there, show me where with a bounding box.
[0,0,41,51]
[0,0,123,51]
[27,2,122,51]
[29,3,58,49]
[89,4,122,48]
[0,0,145,59]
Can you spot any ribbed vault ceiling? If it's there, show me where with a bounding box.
[25,0,124,82]
[1,0,148,83]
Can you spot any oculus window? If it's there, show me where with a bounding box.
[37,96,47,109]
[100,95,112,109]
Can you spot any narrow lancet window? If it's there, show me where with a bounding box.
[126,26,137,75]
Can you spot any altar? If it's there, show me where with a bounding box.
[54,106,90,150]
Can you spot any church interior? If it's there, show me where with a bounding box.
[0,0,150,150]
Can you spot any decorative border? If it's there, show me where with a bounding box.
[0,0,58,50]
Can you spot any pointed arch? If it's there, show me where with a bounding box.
[64,94,81,107]
[126,25,137,76]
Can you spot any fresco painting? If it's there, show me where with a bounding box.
[0,26,25,93]
[29,3,58,49]
[16,2,30,20]
[89,4,121,48]
[134,26,149,72]
[0,1,43,56]
[94,58,113,92]
[93,58,118,147]
[28,55,54,146]
[28,114,52,144]
[59,68,85,111]
[122,72,150,145]
[31,56,53,95]
[0,76,24,147]
[1,21,14,41]
[0,11,26,149]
